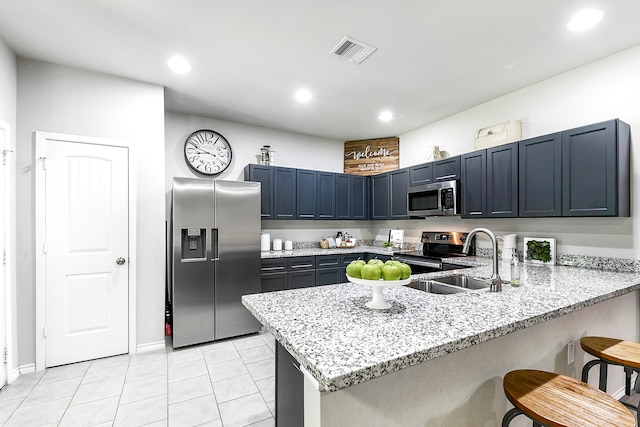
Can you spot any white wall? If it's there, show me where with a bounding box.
[392,45,640,259]
[0,37,18,375]
[16,58,166,364]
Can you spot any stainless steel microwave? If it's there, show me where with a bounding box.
[407,180,459,216]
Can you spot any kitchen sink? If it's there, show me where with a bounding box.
[407,275,490,295]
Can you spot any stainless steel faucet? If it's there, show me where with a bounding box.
[462,227,502,292]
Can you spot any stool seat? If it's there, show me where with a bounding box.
[504,369,635,427]
[581,336,640,369]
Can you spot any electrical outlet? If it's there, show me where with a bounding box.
[567,340,575,364]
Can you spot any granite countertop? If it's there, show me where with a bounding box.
[260,245,396,259]
[242,258,640,392]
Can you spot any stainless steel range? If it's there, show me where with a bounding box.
[393,231,475,273]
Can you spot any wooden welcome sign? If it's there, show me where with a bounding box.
[344,137,399,176]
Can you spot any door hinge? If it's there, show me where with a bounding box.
[3,348,7,364]
[1,149,12,166]
[2,249,6,265]
[43,242,47,254]
[39,156,46,170]
[43,326,47,338]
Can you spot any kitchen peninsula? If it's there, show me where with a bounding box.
[243,259,640,426]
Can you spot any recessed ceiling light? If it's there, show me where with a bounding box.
[378,111,393,122]
[567,9,605,32]
[168,56,191,74]
[295,89,312,103]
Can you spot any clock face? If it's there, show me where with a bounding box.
[184,129,232,176]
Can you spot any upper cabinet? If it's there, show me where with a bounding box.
[519,133,562,217]
[561,119,630,217]
[409,162,433,186]
[244,164,273,218]
[519,119,630,218]
[433,156,461,181]
[370,173,390,220]
[460,150,486,218]
[350,175,369,220]
[486,142,518,217]
[273,167,297,219]
[389,168,409,219]
[296,169,316,219]
[316,172,336,219]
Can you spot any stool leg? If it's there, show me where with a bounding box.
[502,407,524,427]
[599,360,608,391]
[625,366,633,396]
[582,359,602,383]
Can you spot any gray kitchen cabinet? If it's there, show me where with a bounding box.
[350,175,369,220]
[296,169,316,219]
[274,167,297,219]
[287,256,316,289]
[335,173,351,219]
[243,164,273,219]
[487,142,518,217]
[561,119,630,217]
[409,162,433,186]
[276,342,303,427]
[460,150,487,218]
[389,168,410,219]
[433,156,461,181]
[317,171,336,219]
[370,173,390,220]
[315,255,342,286]
[519,133,562,217]
[260,258,287,292]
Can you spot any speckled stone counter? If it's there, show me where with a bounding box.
[260,245,395,259]
[242,261,640,392]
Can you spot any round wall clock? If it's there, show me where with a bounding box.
[183,129,232,176]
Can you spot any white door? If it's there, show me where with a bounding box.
[44,139,129,367]
[0,121,9,386]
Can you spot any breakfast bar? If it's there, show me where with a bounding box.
[243,260,640,426]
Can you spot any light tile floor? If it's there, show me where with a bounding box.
[0,330,276,427]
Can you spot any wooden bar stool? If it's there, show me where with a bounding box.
[502,369,635,427]
[581,336,640,411]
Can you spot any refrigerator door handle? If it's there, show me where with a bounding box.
[212,228,219,261]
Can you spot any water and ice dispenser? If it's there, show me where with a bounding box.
[181,228,206,260]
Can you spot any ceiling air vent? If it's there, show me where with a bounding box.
[330,36,377,64]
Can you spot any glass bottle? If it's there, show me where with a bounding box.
[510,247,521,287]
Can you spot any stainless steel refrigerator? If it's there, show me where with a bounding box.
[171,177,261,348]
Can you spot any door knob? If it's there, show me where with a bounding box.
[116,257,126,265]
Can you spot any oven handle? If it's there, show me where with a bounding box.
[394,257,442,269]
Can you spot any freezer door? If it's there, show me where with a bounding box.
[171,178,215,348]
[214,180,262,339]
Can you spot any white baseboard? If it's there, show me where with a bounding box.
[7,366,21,383]
[136,341,166,354]
[18,363,36,375]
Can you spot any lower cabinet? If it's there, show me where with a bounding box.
[261,253,366,291]
[276,342,303,427]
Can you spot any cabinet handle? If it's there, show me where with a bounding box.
[469,212,484,215]
[436,174,457,180]
[261,266,285,271]
[290,264,313,269]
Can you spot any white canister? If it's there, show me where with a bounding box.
[284,239,293,250]
[273,238,282,251]
[261,233,271,252]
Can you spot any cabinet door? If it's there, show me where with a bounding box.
[276,342,304,427]
[389,168,409,219]
[433,156,461,181]
[274,167,297,219]
[261,273,287,292]
[316,172,336,219]
[341,253,364,265]
[487,142,518,217]
[371,173,390,219]
[335,173,351,219]
[296,169,316,219]
[244,164,273,219]
[519,133,562,217]
[351,175,369,220]
[315,268,343,286]
[409,163,433,186]
[562,120,623,216]
[288,271,316,289]
[460,151,486,218]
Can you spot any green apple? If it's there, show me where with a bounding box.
[346,261,363,279]
[361,264,381,280]
[367,258,384,266]
[355,259,366,266]
[398,263,412,279]
[381,264,401,281]
[384,259,396,265]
